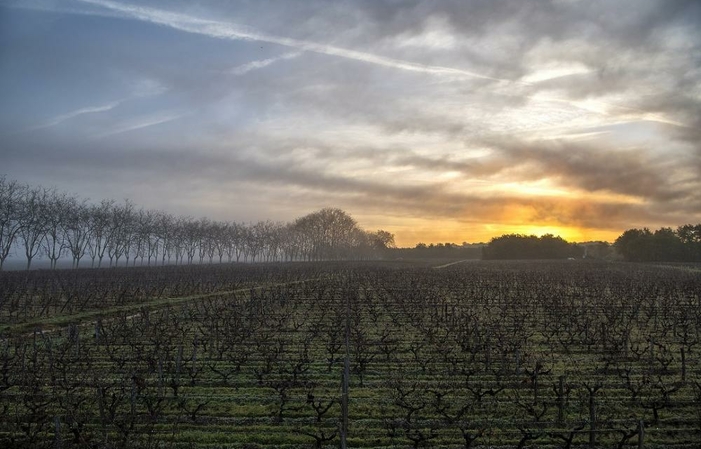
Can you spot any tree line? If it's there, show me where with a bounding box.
[482,234,584,260]
[0,176,395,270]
[614,225,701,262]
[391,242,484,260]
[467,226,701,263]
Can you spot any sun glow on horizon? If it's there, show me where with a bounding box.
[359,213,620,247]
[505,225,580,242]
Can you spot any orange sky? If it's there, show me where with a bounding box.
[358,213,622,247]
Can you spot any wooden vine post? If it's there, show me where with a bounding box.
[557,376,565,424]
[341,291,350,449]
[584,383,601,448]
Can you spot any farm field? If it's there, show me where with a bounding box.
[1,260,701,448]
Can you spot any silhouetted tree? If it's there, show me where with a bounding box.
[0,177,25,270]
[615,225,699,262]
[482,234,582,260]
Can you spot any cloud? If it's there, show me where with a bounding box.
[26,100,123,131]
[94,112,186,138]
[2,0,700,243]
[76,0,513,83]
[17,77,169,134]
[229,51,302,76]
[6,134,694,233]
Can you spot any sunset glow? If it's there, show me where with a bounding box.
[2,0,700,246]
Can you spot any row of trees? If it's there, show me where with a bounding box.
[0,177,395,270]
[482,234,584,260]
[454,225,700,263]
[391,242,483,260]
[614,225,701,262]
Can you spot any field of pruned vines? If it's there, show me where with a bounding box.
[1,260,701,448]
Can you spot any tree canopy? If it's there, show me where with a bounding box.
[614,225,701,262]
[482,234,583,260]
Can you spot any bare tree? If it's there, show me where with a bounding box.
[290,208,390,261]
[171,216,188,265]
[63,198,91,268]
[17,186,50,270]
[246,222,265,263]
[131,208,149,266]
[229,222,246,262]
[42,191,70,269]
[156,212,174,265]
[120,201,137,267]
[281,222,301,261]
[196,217,212,264]
[0,177,25,270]
[87,200,114,268]
[212,221,228,263]
[106,200,135,267]
[3,176,391,270]
[182,217,199,265]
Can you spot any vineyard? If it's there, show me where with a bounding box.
[1,260,701,448]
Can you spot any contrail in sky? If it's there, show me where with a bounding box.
[77,0,509,83]
[230,52,302,76]
[14,0,686,130]
[94,112,186,138]
[27,100,123,131]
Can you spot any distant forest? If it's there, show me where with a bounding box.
[478,226,701,262]
[614,225,701,262]
[482,234,583,260]
[390,242,483,260]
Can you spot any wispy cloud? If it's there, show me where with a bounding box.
[20,77,169,134]
[94,112,186,138]
[229,52,302,76]
[77,0,509,83]
[33,0,688,131]
[26,100,123,131]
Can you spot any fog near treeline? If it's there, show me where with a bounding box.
[0,177,395,271]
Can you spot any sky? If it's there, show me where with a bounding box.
[1,0,700,246]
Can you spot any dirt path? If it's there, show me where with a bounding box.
[432,259,473,269]
[2,276,329,337]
